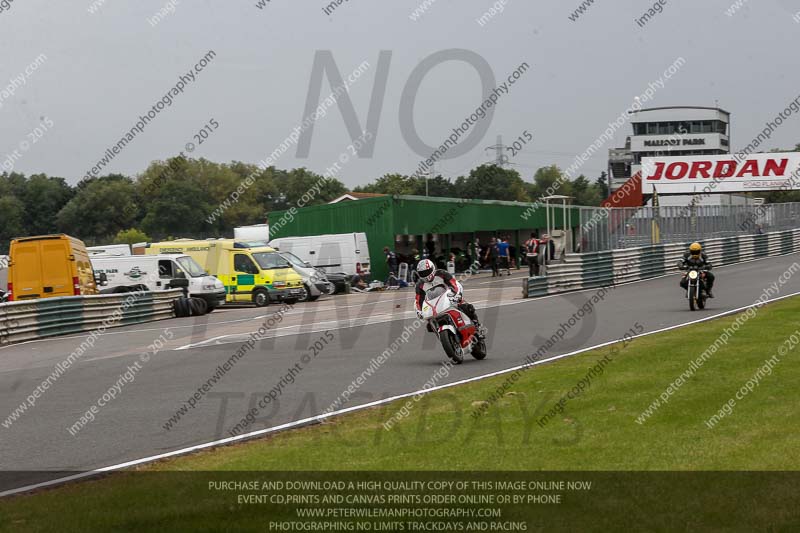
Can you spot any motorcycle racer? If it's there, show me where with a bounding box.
[414,259,485,338]
[679,242,715,298]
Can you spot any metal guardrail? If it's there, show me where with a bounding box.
[523,228,800,298]
[0,289,181,345]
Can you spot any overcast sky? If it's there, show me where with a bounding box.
[2,0,800,187]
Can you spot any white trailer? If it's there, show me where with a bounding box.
[269,232,370,277]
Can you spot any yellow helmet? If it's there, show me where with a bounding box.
[689,242,702,255]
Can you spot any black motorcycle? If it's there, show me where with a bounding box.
[679,263,711,311]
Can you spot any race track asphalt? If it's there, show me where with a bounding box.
[1,254,798,492]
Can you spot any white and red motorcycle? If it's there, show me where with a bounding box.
[419,284,487,364]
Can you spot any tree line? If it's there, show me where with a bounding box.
[0,155,612,253]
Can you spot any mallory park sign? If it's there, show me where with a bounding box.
[644,138,706,147]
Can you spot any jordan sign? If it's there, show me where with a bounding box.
[641,153,800,194]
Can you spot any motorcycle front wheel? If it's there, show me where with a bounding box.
[472,337,487,360]
[440,331,464,364]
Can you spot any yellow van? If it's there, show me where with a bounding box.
[7,234,99,301]
[144,239,305,306]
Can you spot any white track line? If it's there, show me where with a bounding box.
[174,313,398,350]
[3,290,799,498]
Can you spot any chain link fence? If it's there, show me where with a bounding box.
[577,202,800,253]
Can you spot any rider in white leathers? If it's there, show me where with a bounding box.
[413,259,485,338]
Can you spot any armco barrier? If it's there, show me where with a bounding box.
[523,228,800,297]
[0,289,181,345]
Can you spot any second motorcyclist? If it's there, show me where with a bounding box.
[679,242,715,298]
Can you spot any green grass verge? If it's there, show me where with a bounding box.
[2,296,800,531]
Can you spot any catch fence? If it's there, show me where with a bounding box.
[577,202,800,253]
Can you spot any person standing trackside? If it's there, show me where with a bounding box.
[485,237,499,277]
[384,246,398,282]
[508,237,518,270]
[424,234,436,261]
[497,237,511,276]
[470,237,481,270]
[541,234,556,263]
[524,232,540,277]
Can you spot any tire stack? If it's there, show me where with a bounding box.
[189,298,208,316]
[173,297,209,318]
[173,297,191,318]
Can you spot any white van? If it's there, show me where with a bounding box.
[87,244,132,257]
[91,254,226,311]
[269,232,370,277]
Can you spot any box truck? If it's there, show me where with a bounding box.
[6,234,100,301]
[91,254,225,311]
[144,239,305,306]
[269,232,370,278]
